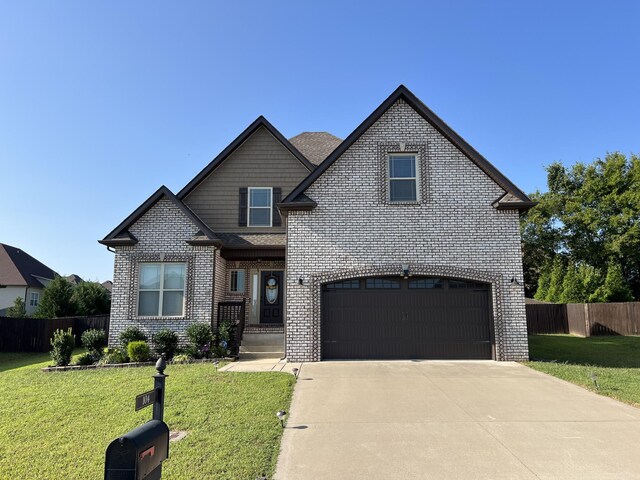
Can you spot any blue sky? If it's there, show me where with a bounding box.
[1,1,638,281]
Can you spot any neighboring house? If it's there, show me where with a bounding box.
[100,85,535,362]
[101,280,113,295]
[66,274,84,285]
[0,243,58,315]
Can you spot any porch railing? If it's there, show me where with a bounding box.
[216,300,246,356]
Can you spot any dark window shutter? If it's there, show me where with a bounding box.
[272,187,282,227]
[238,188,248,227]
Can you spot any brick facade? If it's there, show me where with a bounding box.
[285,99,528,362]
[109,198,216,347]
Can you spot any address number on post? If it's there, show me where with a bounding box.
[135,389,157,411]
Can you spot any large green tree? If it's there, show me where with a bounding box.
[72,282,111,316]
[35,276,76,318]
[521,152,640,300]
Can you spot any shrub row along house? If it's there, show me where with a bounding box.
[100,85,535,362]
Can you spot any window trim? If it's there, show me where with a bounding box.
[137,262,187,318]
[229,269,246,294]
[30,291,39,307]
[247,187,273,227]
[388,153,419,203]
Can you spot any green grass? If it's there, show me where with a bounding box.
[0,352,295,479]
[525,335,640,407]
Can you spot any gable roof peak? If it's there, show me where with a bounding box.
[177,116,315,199]
[99,185,220,247]
[282,84,533,210]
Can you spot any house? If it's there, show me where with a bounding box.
[66,274,84,285]
[0,243,58,315]
[100,85,535,362]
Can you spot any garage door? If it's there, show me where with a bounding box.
[321,276,493,360]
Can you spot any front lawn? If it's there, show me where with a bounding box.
[526,335,640,407]
[0,352,295,479]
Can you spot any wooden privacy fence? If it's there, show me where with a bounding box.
[0,315,110,352]
[527,302,640,336]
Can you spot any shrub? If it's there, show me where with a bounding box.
[50,328,75,366]
[153,329,179,360]
[72,282,111,315]
[186,323,213,358]
[75,352,95,366]
[172,353,192,364]
[6,297,26,318]
[120,326,148,351]
[81,329,106,358]
[100,348,128,365]
[127,341,150,362]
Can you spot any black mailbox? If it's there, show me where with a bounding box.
[105,419,169,480]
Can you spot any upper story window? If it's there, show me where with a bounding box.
[248,187,272,227]
[388,154,418,203]
[30,292,39,307]
[138,263,186,317]
[229,269,245,293]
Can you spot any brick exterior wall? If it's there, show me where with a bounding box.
[109,198,216,347]
[285,99,528,362]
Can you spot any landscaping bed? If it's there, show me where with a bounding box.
[526,334,640,408]
[0,351,295,479]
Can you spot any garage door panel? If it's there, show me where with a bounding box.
[322,277,492,360]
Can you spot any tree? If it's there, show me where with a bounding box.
[534,262,552,301]
[590,263,634,302]
[560,263,585,303]
[72,282,110,316]
[35,276,75,318]
[521,152,640,300]
[546,257,565,302]
[6,297,27,317]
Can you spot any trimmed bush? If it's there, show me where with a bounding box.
[81,329,106,358]
[127,341,150,362]
[50,328,75,366]
[119,326,148,351]
[100,348,128,365]
[186,323,213,359]
[153,329,179,360]
[75,352,95,366]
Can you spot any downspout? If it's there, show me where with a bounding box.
[24,286,29,312]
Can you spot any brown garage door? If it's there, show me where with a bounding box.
[321,276,493,360]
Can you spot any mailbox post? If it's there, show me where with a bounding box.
[105,356,170,480]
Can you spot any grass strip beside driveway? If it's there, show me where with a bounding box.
[526,334,640,408]
[0,352,294,479]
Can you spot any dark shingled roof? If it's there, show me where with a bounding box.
[289,132,342,166]
[0,243,58,287]
[66,274,84,285]
[215,232,286,247]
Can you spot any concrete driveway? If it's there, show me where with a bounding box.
[274,361,640,480]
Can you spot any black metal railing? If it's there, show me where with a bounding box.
[216,300,245,356]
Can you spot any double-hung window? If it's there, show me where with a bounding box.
[30,292,39,307]
[138,263,186,317]
[248,187,272,227]
[389,154,418,202]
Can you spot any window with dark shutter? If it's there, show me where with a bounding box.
[272,187,282,227]
[238,187,248,227]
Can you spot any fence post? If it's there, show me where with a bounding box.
[583,303,591,337]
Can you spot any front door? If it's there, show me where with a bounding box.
[260,271,284,324]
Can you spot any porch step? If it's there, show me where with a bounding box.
[239,352,285,360]
[239,345,284,353]
[241,333,284,347]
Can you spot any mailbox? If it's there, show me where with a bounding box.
[105,419,169,480]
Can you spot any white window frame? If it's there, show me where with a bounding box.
[30,292,39,307]
[229,269,246,294]
[388,153,419,203]
[137,262,186,318]
[247,187,273,227]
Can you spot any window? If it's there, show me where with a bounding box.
[138,263,186,317]
[389,154,418,202]
[229,270,246,293]
[30,292,39,307]
[365,278,400,289]
[408,278,443,289]
[248,187,272,227]
[324,279,360,290]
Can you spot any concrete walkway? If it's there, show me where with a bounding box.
[219,356,302,374]
[274,361,640,480]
